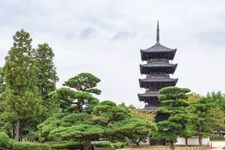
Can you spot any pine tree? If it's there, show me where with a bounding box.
[2,29,42,141]
[154,86,191,150]
[51,73,101,113]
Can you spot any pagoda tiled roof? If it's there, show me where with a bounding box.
[140,63,177,74]
[141,42,176,53]
[138,92,160,97]
[139,77,178,89]
[140,43,177,60]
[140,106,158,112]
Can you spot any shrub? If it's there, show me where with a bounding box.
[210,134,225,141]
[0,132,12,148]
[50,141,83,150]
[95,142,113,148]
[94,142,125,149]
[111,142,125,149]
[12,142,50,150]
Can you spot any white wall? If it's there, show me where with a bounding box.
[176,136,210,145]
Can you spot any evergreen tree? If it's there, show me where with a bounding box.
[64,72,101,95]
[2,29,42,141]
[0,68,5,95]
[51,73,101,113]
[154,86,191,150]
[191,97,225,145]
[34,43,59,120]
[35,43,59,100]
[206,91,225,111]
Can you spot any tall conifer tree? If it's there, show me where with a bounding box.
[2,30,42,141]
[35,43,58,100]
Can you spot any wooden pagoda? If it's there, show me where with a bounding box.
[138,22,178,114]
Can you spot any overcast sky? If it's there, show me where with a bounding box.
[0,0,225,108]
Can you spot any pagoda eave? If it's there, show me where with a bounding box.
[140,63,177,74]
[141,50,176,60]
[139,78,178,89]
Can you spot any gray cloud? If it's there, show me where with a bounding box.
[112,31,136,40]
[197,30,225,46]
[1,0,225,108]
[79,27,95,40]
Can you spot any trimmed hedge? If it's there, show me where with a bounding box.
[12,142,50,150]
[50,142,83,150]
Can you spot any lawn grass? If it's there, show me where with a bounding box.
[119,145,211,150]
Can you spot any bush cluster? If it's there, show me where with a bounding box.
[94,142,125,149]
[0,132,124,150]
[12,142,50,150]
[50,141,83,150]
[0,132,13,149]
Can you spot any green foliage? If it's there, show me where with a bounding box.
[49,141,82,150]
[129,106,155,121]
[0,68,5,95]
[49,123,104,141]
[35,43,59,100]
[190,97,225,145]
[64,72,101,95]
[154,86,191,147]
[92,100,130,124]
[207,91,225,111]
[111,142,125,148]
[0,132,12,148]
[210,134,225,141]
[108,118,156,144]
[38,112,102,150]
[50,73,101,113]
[2,29,43,140]
[95,142,113,148]
[12,141,50,150]
[34,43,59,121]
[51,87,98,113]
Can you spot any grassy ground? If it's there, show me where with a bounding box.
[119,145,211,150]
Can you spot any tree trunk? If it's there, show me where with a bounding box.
[185,137,188,146]
[15,120,20,141]
[149,138,151,145]
[198,123,202,146]
[84,137,91,150]
[199,135,202,146]
[170,141,175,150]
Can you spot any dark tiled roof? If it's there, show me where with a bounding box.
[138,92,160,97]
[140,106,158,112]
[141,43,176,52]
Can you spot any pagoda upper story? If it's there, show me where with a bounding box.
[138,21,178,112]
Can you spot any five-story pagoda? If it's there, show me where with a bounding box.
[138,22,178,112]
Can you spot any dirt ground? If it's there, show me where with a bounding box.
[210,141,225,150]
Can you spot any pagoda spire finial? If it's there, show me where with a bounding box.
[157,21,160,43]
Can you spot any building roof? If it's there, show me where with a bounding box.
[139,77,178,89]
[141,42,176,53]
[140,106,158,112]
[140,63,177,74]
[140,43,177,60]
[138,92,160,97]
